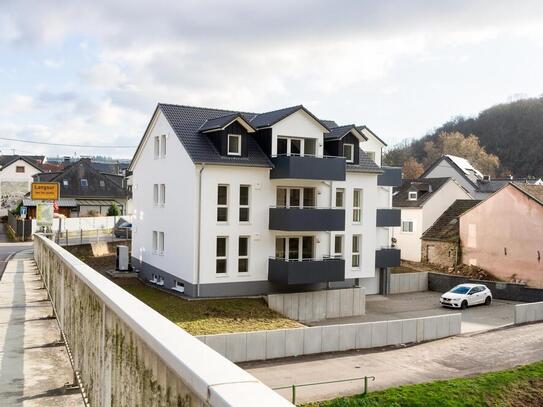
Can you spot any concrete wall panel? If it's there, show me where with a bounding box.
[285,329,304,357]
[339,324,357,351]
[436,315,449,338]
[401,319,417,344]
[313,290,327,320]
[322,325,340,353]
[339,288,354,317]
[371,321,387,347]
[226,332,247,363]
[355,323,372,349]
[246,331,267,361]
[303,327,323,355]
[423,317,437,341]
[326,290,340,318]
[206,335,227,357]
[386,320,402,345]
[266,330,286,360]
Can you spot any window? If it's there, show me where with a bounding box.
[16,166,25,173]
[408,191,418,201]
[160,134,167,157]
[402,220,414,233]
[275,237,286,259]
[153,184,159,205]
[343,143,354,163]
[159,184,166,205]
[335,188,345,208]
[80,179,88,187]
[303,188,315,207]
[304,139,316,156]
[334,235,343,257]
[63,179,69,187]
[277,138,288,155]
[276,187,314,208]
[366,151,376,162]
[290,139,301,155]
[99,180,105,188]
[152,231,164,253]
[275,236,314,261]
[217,185,228,222]
[302,236,314,259]
[239,185,250,222]
[154,136,160,158]
[227,134,241,156]
[238,236,249,273]
[352,235,361,268]
[216,237,227,274]
[353,189,362,223]
[276,137,316,157]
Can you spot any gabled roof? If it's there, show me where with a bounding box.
[357,126,387,146]
[199,113,256,133]
[393,177,451,208]
[0,155,44,172]
[249,105,330,131]
[422,199,480,241]
[321,119,338,128]
[324,124,368,142]
[511,182,543,206]
[421,155,481,189]
[347,149,382,174]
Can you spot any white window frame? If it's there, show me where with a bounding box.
[276,186,315,208]
[343,143,354,163]
[152,231,158,253]
[227,134,242,156]
[335,188,345,208]
[239,185,250,222]
[63,179,69,187]
[217,184,229,223]
[352,235,361,269]
[160,134,167,158]
[153,184,159,206]
[276,136,317,157]
[402,220,414,233]
[275,236,314,261]
[238,236,249,273]
[154,136,160,159]
[408,191,418,201]
[216,236,228,274]
[353,189,362,223]
[366,151,376,163]
[158,231,164,255]
[159,184,166,206]
[333,235,343,257]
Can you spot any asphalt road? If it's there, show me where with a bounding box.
[0,235,32,282]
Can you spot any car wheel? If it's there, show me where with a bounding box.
[484,296,491,305]
[461,300,468,309]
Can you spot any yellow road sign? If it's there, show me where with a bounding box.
[31,182,60,201]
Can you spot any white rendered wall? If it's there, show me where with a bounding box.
[392,208,423,262]
[131,110,197,285]
[421,179,472,231]
[423,160,476,197]
[359,129,383,166]
[0,159,41,192]
[270,110,325,157]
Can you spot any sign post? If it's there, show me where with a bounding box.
[31,182,59,237]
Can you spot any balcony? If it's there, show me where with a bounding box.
[270,155,346,181]
[269,207,345,231]
[376,208,401,227]
[375,247,401,268]
[378,166,402,187]
[268,257,345,285]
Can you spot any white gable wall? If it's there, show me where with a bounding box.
[359,128,383,166]
[271,110,325,156]
[423,159,477,197]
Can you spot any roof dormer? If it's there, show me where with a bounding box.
[200,113,256,158]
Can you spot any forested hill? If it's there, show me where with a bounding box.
[402,97,543,177]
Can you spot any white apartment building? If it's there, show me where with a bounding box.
[129,104,402,297]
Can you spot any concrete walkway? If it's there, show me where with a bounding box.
[244,323,543,404]
[0,250,83,406]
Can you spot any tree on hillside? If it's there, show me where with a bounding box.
[423,131,500,176]
[402,157,424,179]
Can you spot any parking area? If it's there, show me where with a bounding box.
[308,291,522,333]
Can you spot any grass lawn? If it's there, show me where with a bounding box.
[306,361,543,407]
[115,279,302,335]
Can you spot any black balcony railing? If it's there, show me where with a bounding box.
[268,257,345,285]
[375,247,401,268]
[269,207,345,231]
[376,208,401,227]
[270,155,346,181]
[378,166,402,187]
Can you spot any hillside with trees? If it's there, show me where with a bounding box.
[384,97,543,177]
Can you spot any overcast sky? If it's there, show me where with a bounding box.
[1,1,543,159]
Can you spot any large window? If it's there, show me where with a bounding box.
[335,188,345,208]
[275,236,314,261]
[304,139,316,156]
[239,185,250,222]
[334,235,343,257]
[217,185,228,222]
[343,143,354,163]
[228,134,241,156]
[402,220,414,233]
[276,137,317,157]
[352,235,361,268]
[238,236,249,273]
[353,189,362,223]
[216,237,227,274]
[276,187,315,208]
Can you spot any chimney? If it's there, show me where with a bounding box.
[63,156,71,168]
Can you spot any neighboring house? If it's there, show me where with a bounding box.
[129,103,402,298]
[420,199,480,267]
[421,154,543,199]
[0,155,45,216]
[28,158,128,217]
[459,182,543,288]
[392,178,472,262]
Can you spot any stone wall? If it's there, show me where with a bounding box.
[421,240,458,267]
[389,272,428,294]
[34,234,291,407]
[197,314,462,363]
[266,287,365,322]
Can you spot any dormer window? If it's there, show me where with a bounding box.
[408,191,418,200]
[227,134,241,156]
[343,144,354,163]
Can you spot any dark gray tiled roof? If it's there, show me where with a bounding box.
[321,120,338,128]
[393,177,450,208]
[0,155,44,170]
[199,113,255,132]
[324,124,365,141]
[249,105,300,128]
[422,199,480,241]
[347,149,382,173]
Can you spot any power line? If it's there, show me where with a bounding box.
[0,136,136,148]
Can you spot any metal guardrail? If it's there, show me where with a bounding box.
[273,375,376,404]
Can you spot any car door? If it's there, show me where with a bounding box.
[473,286,485,304]
[467,287,479,306]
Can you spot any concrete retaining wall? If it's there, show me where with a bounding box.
[267,287,365,322]
[515,301,543,324]
[197,313,462,363]
[34,234,291,407]
[429,272,543,302]
[389,272,428,294]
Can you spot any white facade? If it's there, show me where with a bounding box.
[131,106,395,297]
[0,158,42,216]
[392,179,472,262]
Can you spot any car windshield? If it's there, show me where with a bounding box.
[450,286,471,294]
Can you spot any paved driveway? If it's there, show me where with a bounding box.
[308,291,520,333]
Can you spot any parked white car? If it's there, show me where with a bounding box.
[440,283,492,309]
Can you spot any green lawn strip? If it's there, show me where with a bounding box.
[118,280,302,335]
[305,361,543,407]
